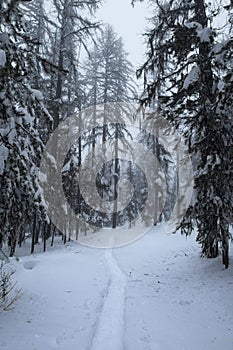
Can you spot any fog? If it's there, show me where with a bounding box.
[96,0,150,68]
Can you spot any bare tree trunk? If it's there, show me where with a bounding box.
[18,226,25,248]
[75,219,79,240]
[9,230,17,257]
[31,214,37,254]
[112,125,119,229]
[220,218,229,269]
[50,225,56,247]
[43,222,47,252]
[35,220,40,245]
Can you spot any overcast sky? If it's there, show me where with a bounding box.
[96,0,150,68]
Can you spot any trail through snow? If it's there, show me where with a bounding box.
[0,224,233,350]
[91,249,126,350]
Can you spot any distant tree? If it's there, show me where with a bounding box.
[48,0,100,130]
[83,24,136,123]
[62,26,138,230]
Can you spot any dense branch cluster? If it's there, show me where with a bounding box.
[135,0,233,268]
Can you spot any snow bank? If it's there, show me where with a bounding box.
[0,49,6,67]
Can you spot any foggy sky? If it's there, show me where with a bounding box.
[96,0,150,68]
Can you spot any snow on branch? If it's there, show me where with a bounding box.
[183,66,200,90]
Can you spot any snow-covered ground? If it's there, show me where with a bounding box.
[0,224,233,350]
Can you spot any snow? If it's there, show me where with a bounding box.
[0,49,6,67]
[184,22,212,43]
[61,203,68,215]
[183,66,200,90]
[184,21,202,31]
[18,108,33,125]
[62,160,71,173]
[46,152,57,169]
[91,249,126,350]
[0,224,233,350]
[196,27,213,43]
[30,89,44,101]
[39,171,47,184]
[218,80,225,92]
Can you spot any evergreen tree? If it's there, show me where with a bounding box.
[62,26,138,230]
[29,0,101,244]
[84,25,136,107]
[48,0,100,130]
[0,0,52,255]
[135,0,233,267]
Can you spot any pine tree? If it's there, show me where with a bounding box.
[135,0,233,267]
[62,26,137,230]
[0,0,52,255]
[84,25,136,106]
[88,26,136,228]
[48,0,100,130]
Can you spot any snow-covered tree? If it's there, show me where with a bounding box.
[84,25,135,106]
[83,26,137,228]
[0,0,52,255]
[135,0,233,267]
[47,0,100,131]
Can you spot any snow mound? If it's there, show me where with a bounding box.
[23,260,38,270]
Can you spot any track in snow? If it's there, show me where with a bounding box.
[90,249,127,350]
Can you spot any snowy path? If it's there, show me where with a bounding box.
[91,249,126,350]
[0,225,233,350]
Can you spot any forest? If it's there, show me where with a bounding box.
[0,1,233,349]
[0,0,233,307]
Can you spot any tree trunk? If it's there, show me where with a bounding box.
[18,226,25,248]
[50,225,56,246]
[9,231,17,257]
[75,219,79,240]
[43,222,47,252]
[220,218,229,269]
[31,214,37,254]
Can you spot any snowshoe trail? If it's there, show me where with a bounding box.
[91,249,127,350]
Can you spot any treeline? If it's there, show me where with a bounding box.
[0,0,232,269]
[134,0,233,268]
[0,0,136,255]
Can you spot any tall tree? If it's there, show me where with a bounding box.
[135,0,233,267]
[84,25,136,107]
[63,26,137,230]
[48,0,100,130]
[0,0,52,255]
[32,0,101,244]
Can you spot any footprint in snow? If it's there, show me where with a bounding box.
[23,260,38,270]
